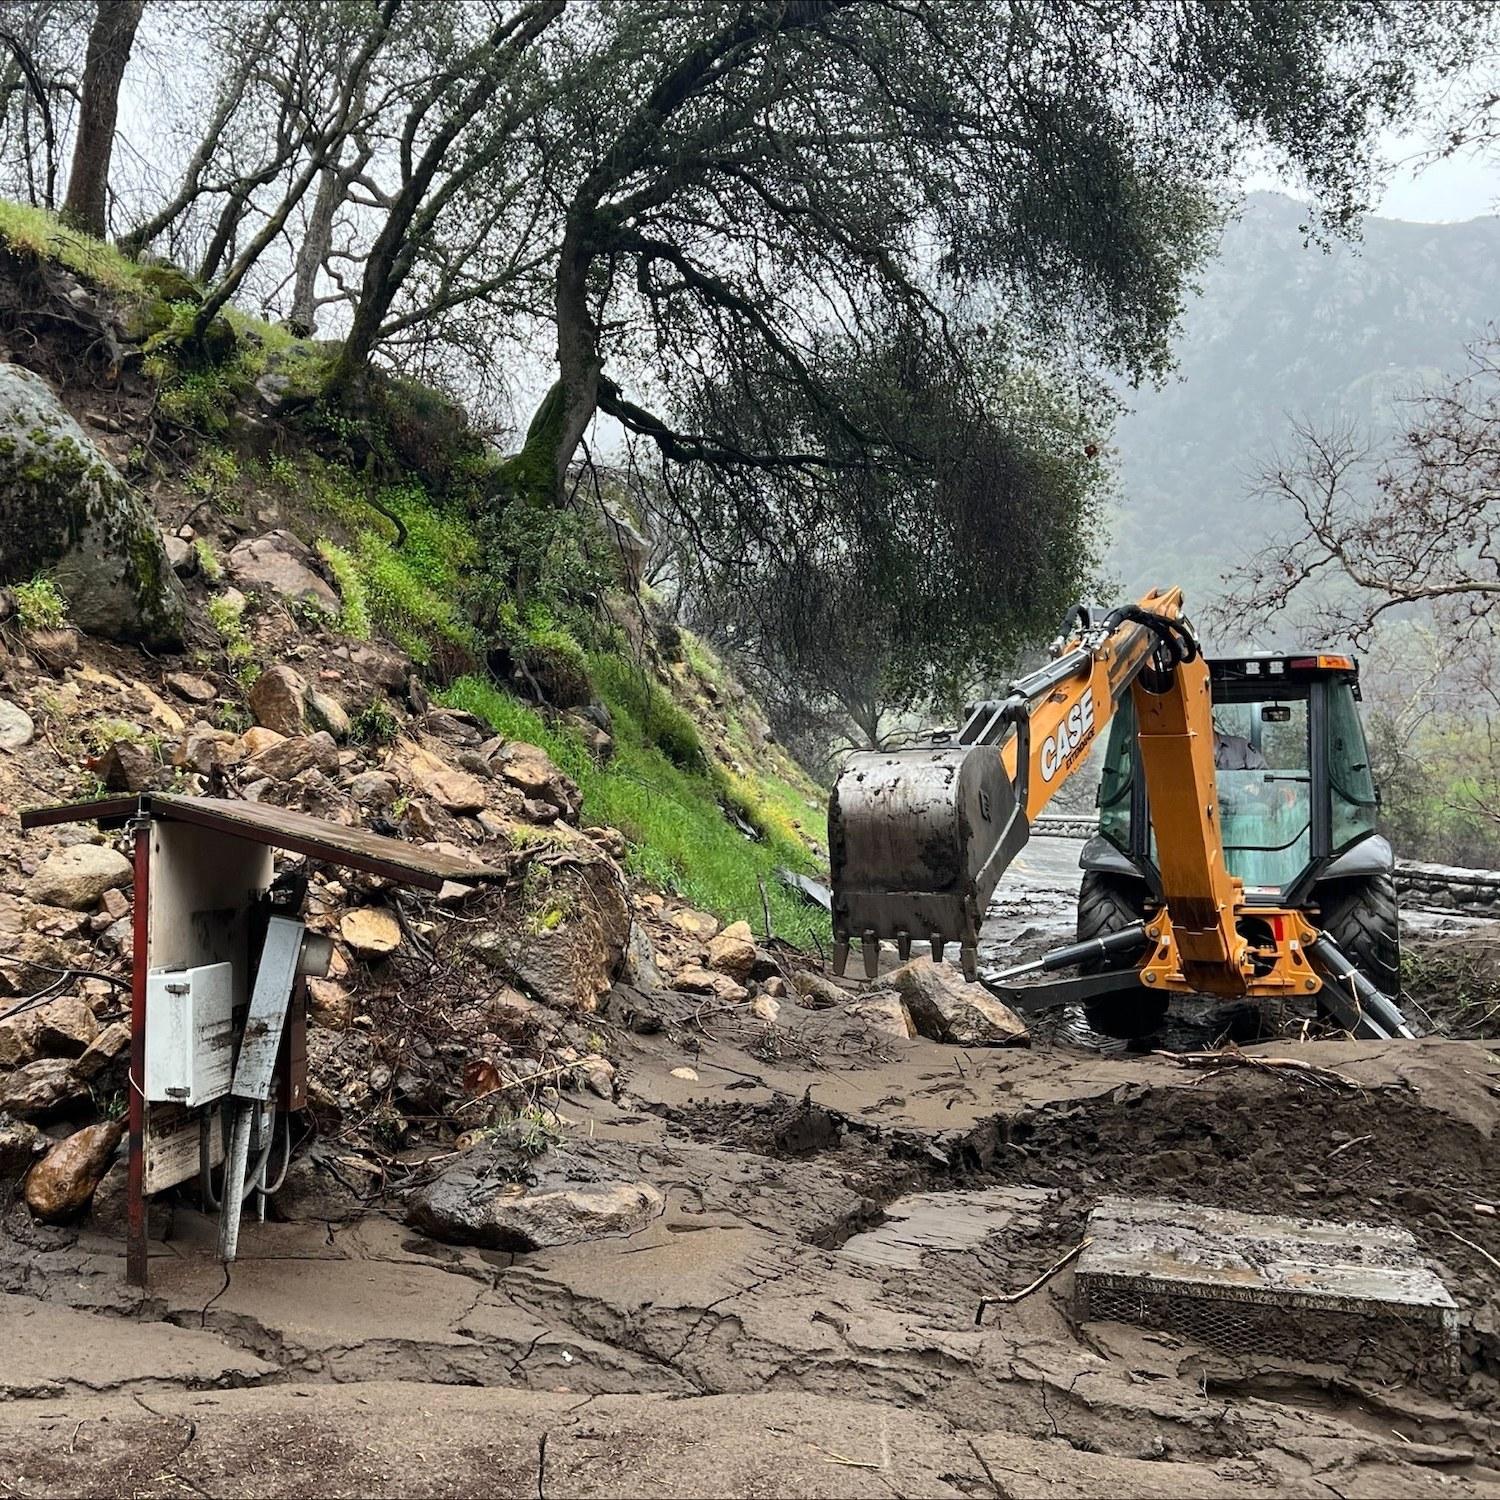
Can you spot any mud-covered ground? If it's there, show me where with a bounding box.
[2,840,1498,1499]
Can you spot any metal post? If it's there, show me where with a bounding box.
[126,817,150,1287]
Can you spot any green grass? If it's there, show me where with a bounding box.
[317,540,371,639]
[0,200,145,291]
[280,458,475,665]
[441,674,829,949]
[14,575,68,631]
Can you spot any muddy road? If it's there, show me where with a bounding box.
[2,840,1499,1498]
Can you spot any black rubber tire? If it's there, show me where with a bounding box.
[1075,871,1169,1040]
[1316,872,1402,998]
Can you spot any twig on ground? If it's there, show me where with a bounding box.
[1325,1133,1374,1159]
[1437,1221,1500,1275]
[976,1237,1092,1325]
[1156,1048,1362,1092]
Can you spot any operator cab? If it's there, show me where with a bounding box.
[1092,653,1384,906]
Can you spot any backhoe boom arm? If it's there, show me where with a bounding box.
[830,589,1216,979]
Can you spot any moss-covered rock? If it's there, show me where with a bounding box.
[0,363,187,647]
[136,261,201,303]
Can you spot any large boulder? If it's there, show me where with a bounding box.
[494,741,582,822]
[0,995,98,1066]
[706,920,757,982]
[886,959,1028,1047]
[227,531,338,613]
[0,1058,89,1118]
[248,664,308,736]
[0,1113,46,1180]
[25,844,133,910]
[24,1119,124,1222]
[0,363,186,645]
[409,1169,664,1251]
[490,853,629,1012]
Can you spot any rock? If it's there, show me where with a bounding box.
[100,887,130,920]
[670,1066,699,1081]
[791,970,848,1010]
[576,1055,616,1099]
[846,993,917,1040]
[163,534,195,575]
[495,741,582,821]
[305,688,351,741]
[73,1018,130,1079]
[0,1113,46,1180]
[349,642,412,692]
[763,976,788,999]
[306,978,353,1029]
[0,698,34,751]
[0,995,98,1065]
[248,731,338,781]
[622,922,663,990]
[174,725,241,775]
[347,770,399,806]
[887,960,1028,1046]
[341,907,402,957]
[670,908,720,941]
[521,798,559,825]
[24,1119,125,1222]
[29,626,79,672]
[506,854,630,1012]
[750,995,781,1024]
[26,844,133,910]
[94,737,157,792]
[227,532,339,614]
[0,363,187,645]
[672,968,749,1003]
[248,664,308,735]
[165,670,216,704]
[239,726,285,757]
[0,1057,89,1118]
[408,1171,664,1252]
[405,744,487,813]
[706,920,757,982]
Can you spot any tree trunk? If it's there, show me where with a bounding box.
[61,0,144,237]
[288,154,343,336]
[197,187,246,284]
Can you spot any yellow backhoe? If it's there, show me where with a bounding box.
[829,588,1418,1040]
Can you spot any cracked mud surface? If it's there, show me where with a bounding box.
[3,845,1500,1497]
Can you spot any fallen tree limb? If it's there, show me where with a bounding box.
[976,1237,1092,1325]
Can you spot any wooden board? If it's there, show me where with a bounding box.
[144,1101,223,1193]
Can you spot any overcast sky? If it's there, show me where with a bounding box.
[1260,130,1500,223]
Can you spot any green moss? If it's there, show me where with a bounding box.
[0,201,145,292]
[440,674,828,948]
[14,575,68,630]
[193,537,222,581]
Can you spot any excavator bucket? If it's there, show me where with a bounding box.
[829,740,1029,981]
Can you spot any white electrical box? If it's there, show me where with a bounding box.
[145,962,235,1106]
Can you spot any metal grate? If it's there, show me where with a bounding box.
[1075,1196,1458,1382]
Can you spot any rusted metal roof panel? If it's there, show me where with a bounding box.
[20,792,506,892]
